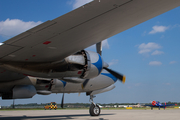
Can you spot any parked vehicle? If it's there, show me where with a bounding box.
[44,102,57,110]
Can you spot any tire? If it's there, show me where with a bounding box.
[49,108,52,110]
[89,104,101,116]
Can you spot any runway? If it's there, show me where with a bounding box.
[0,109,180,120]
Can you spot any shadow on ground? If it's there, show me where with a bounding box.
[0,113,114,120]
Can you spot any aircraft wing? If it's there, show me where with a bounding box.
[143,104,177,107]
[165,104,177,106]
[0,0,180,81]
[142,105,154,107]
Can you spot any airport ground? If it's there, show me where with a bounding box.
[0,109,180,120]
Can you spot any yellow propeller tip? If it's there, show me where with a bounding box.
[122,76,126,84]
[81,84,84,89]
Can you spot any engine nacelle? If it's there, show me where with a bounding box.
[63,50,108,80]
[0,50,108,82]
[2,85,36,99]
[152,101,157,106]
[86,84,115,95]
[83,51,104,79]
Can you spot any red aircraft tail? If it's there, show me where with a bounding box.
[165,102,166,109]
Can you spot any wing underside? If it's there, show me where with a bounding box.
[1,0,180,63]
[0,0,180,81]
[0,67,25,82]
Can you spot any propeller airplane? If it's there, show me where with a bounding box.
[143,101,177,110]
[0,0,180,116]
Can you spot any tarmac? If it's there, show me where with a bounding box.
[0,109,180,120]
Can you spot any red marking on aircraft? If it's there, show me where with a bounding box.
[78,71,82,74]
[23,74,35,77]
[43,41,51,45]
[1,70,6,73]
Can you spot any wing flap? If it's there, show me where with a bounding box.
[0,44,22,59]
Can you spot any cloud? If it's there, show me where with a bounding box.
[149,25,169,34]
[72,0,93,9]
[138,42,162,54]
[151,50,164,55]
[102,39,109,49]
[142,31,147,36]
[108,59,118,66]
[172,24,180,28]
[149,61,162,66]
[160,35,165,39]
[169,61,177,64]
[164,83,171,86]
[0,18,42,37]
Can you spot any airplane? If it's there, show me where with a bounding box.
[0,0,180,116]
[143,101,177,110]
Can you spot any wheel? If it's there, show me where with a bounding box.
[49,108,52,110]
[89,104,101,116]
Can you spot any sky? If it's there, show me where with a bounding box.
[0,0,180,106]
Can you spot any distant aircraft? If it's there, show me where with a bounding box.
[143,101,177,110]
[0,0,180,116]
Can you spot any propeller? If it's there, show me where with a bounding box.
[96,42,102,55]
[103,67,126,83]
[61,93,64,108]
[48,79,53,91]
[81,79,90,89]
[81,41,126,89]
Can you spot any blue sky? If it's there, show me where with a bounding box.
[0,0,180,106]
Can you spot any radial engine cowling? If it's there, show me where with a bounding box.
[152,101,156,106]
[82,50,108,79]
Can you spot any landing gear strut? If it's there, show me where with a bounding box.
[89,95,101,116]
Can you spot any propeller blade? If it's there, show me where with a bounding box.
[96,42,102,55]
[61,93,64,108]
[48,79,53,91]
[103,67,126,83]
[81,79,90,89]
